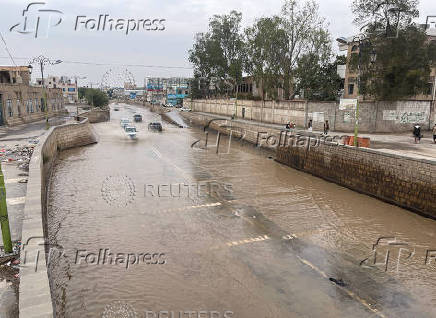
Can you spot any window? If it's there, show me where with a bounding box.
[30,100,34,113]
[35,99,39,111]
[6,99,12,117]
[348,84,355,95]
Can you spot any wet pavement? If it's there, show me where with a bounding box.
[0,116,69,318]
[47,103,436,318]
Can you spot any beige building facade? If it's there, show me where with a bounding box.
[0,66,65,126]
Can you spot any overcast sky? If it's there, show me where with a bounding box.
[1,0,436,87]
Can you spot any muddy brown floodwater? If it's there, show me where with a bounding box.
[47,103,436,318]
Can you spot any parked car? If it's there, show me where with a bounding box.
[148,122,163,132]
[133,114,143,122]
[180,107,191,112]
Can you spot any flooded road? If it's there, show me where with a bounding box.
[47,103,436,318]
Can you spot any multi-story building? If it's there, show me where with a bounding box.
[36,76,79,103]
[0,66,64,126]
[145,77,189,105]
[338,26,436,101]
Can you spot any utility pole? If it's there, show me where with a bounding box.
[0,163,12,254]
[28,56,62,129]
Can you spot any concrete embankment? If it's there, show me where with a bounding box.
[276,140,436,218]
[19,117,98,317]
[181,111,436,218]
[81,108,110,123]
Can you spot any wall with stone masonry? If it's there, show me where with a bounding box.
[276,141,436,218]
[187,99,434,132]
[19,116,97,318]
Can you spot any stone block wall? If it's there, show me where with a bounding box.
[276,142,436,218]
[19,117,97,317]
[81,108,110,123]
[187,99,434,133]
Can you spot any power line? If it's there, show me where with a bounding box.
[0,33,17,66]
[0,56,192,69]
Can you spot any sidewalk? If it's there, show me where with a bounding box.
[194,111,436,160]
[0,116,69,317]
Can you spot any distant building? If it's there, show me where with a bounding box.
[36,76,79,103]
[0,66,64,126]
[338,26,436,101]
[145,77,189,105]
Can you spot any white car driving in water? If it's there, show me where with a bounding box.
[124,126,137,139]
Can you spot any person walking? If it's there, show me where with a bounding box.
[323,120,330,135]
[413,125,422,144]
[308,119,313,132]
[433,124,436,144]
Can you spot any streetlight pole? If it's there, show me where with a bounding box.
[28,56,62,129]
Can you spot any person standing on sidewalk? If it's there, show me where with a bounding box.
[308,119,313,132]
[323,120,329,135]
[413,125,422,144]
[433,124,436,143]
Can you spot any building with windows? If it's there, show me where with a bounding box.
[145,77,189,105]
[36,76,79,103]
[338,26,436,101]
[0,66,64,126]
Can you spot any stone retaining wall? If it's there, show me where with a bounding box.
[182,111,436,218]
[81,108,110,123]
[276,142,436,218]
[19,117,97,318]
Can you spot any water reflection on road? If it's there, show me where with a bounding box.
[47,103,436,318]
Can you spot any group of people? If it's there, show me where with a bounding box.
[412,124,436,144]
[285,120,330,135]
[284,120,436,144]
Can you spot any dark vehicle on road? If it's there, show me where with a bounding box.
[134,114,143,122]
[148,122,163,132]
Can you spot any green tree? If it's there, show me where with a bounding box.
[353,25,436,100]
[245,16,288,102]
[189,11,245,96]
[83,88,109,108]
[280,0,332,99]
[296,54,344,101]
[352,0,419,37]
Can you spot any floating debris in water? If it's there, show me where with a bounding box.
[329,277,346,287]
